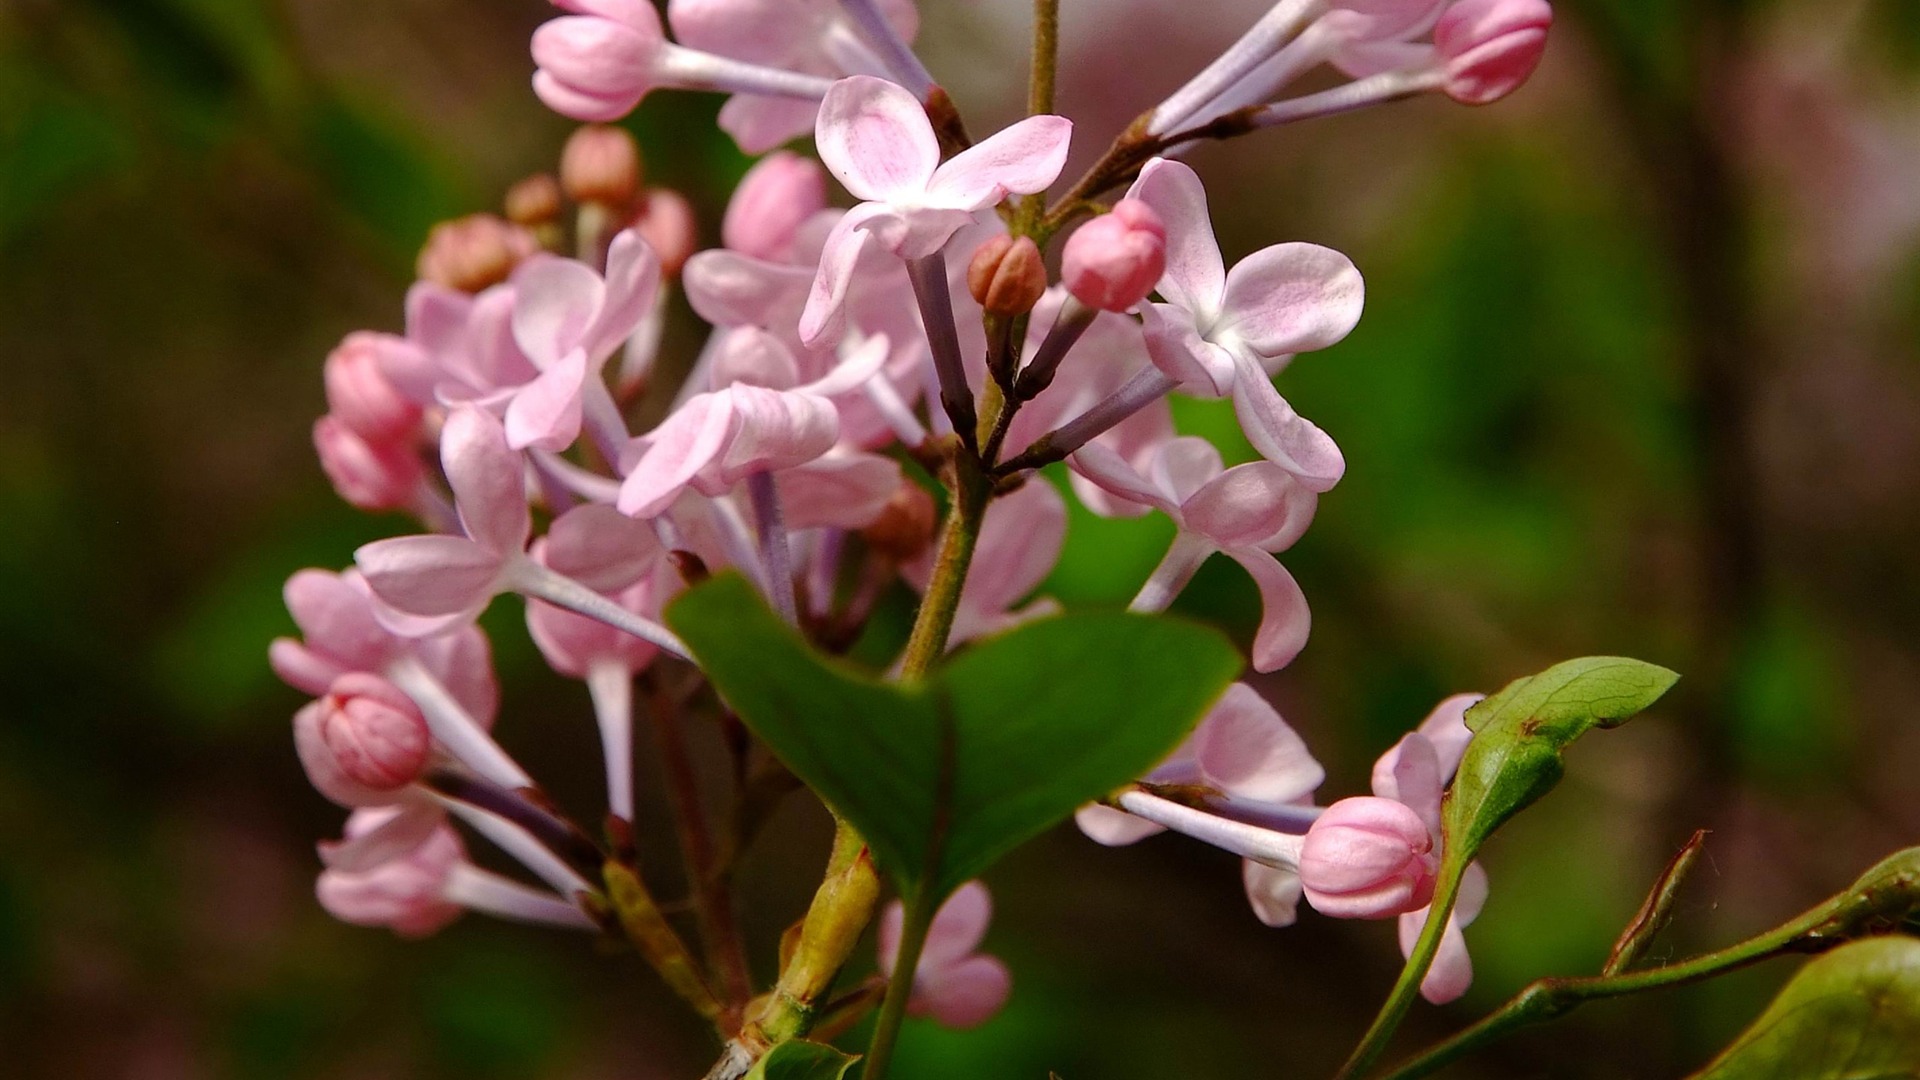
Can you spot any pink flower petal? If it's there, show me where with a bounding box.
[512,256,605,370]
[1182,461,1316,552]
[723,151,828,260]
[504,349,588,451]
[283,569,394,673]
[798,203,884,347]
[1075,803,1168,846]
[1243,861,1306,928]
[814,75,940,202]
[355,535,504,620]
[532,69,641,124]
[918,955,1012,1029]
[924,114,1074,209]
[703,385,839,489]
[777,451,902,530]
[1068,442,1180,517]
[1229,353,1345,492]
[545,503,665,591]
[921,880,993,971]
[441,406,531,553]
[1224,547,1312,673]
[1127,159,1226,320]
[530,16,661,99]
[617,393,737,518]
[1141,303,1236,395]
[1192,683,1325,804]
[586,229,662,361]
[684,250,814,330]
[1217,243,1365,359]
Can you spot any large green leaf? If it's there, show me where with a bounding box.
[746,1040,860,1080]
[1690,935,1920,1079]
[1446,657,1679,857]
[668,574,1241,903]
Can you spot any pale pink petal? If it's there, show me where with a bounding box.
[683,250,814,330]
[504,349,588,451]
[924,115,1074,209]
[354,536,503,620]
[283,569,393,672]
[1217,243,1365,359]
[586,230,663,361]
[1182,461,1316,552]
[1378,732,1444,835]
[777,451,902,529]
[962,480,1067,616]
[617,394,737,518]
[560,0,662,30]
[1224,548,1311,673]
[1126,159,1225,320]
[724,151,829,260]
[416,627,501,728]
[1419,693,1484,782]
[1192,683,1324,803]
[918,955,1012,1029]
[512,256,605,369]
[1230,354,1345,492]
[1068,442,1179,517]
[876,897,906,978]
[796,332,890,398]
[441,406,531,553]
[702,385,839,489]
[1244,861,1306,928]
[921,881,993,970]
[1141,303,1236,395]
[532,69,641,124]
[545,504,664,591]
[318,803,446,872]
[717,93,822,156]
[1400,904,1477,1004]
[1149,437,1226,507]
[1075,803,1168,846]
[814,75,940,202]
[270,639,343,697]
[710,327,803,390]
[798,204,883,347]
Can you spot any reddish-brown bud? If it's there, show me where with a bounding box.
[504,173,564,226]
[967,234,1048,317]
[415,214,539,293]
[860,482,939,562]
[560,124,642,207]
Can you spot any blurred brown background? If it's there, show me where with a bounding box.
[1,0,1917,1076]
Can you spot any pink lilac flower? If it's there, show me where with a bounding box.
[877,881,1012,1029]
[723,151,830,262]
[324,332,424,444]
[313,414,426,513]
[1072,436,1318,672]
[295,673,433,804]
[798,76,1072,347]
[1060,199,1168,313]
[1128,158,1363,492]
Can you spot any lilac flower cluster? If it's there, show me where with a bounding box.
[276,0,1552,1041]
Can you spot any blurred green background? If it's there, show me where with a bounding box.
[3,0,1918,1076]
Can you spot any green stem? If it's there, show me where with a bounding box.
[1373,846,1920,1080]
[864,891,937,1080]
[1334,853,1469,1080]
[1015,0,1061,236]
[898,451,992,679]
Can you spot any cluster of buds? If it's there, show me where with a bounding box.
[279,0,1551,1052]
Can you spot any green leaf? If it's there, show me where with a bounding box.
[746,1040,861,1080]
[667,574,1241,904]
[1445,657,1679,857]
[1690,935,1920,1079]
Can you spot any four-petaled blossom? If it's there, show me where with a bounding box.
[878,881,1012,1029]
[1129,158,1364,491]
[1074,436,1318,672]
[317,809,468,938]
[799,76,1073,346]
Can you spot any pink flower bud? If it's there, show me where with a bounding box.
[967,235,1048,317]
[313,415,423,512]
[505,173,564,227]
[1299,797,1438,919]
[324,332,422,444]
[416,214,540,293]
[561,124,644,207]
[1062,199,1167,312]
[723,151,828,261]
[1435,0,1552,106]
[316,812,465,937]
[631,187,698,278]
[317,674,431,792]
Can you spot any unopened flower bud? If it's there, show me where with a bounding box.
[1061,199,1167,312]
[318,673,431,792]
[416,214,539,293]
[313,415,424,512]
[324,332,422,444]
[561,124,643,207]
[1299,797,1437,919]
[967,235,1048,317]
[631,187,697,277]
[860,482,939,562]
[505,173,564,226]
[723,151,828,261]
[1435,0,1553,106]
